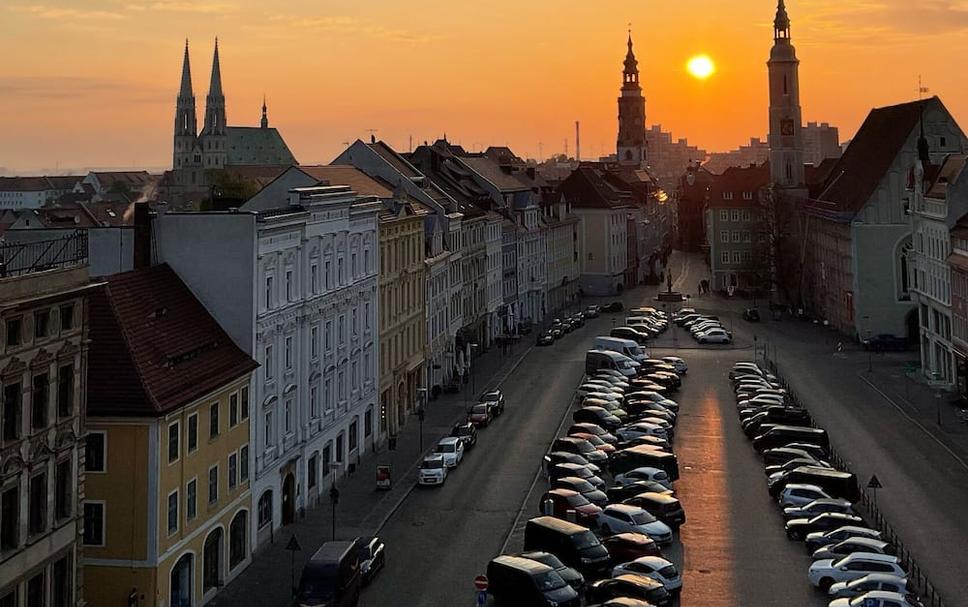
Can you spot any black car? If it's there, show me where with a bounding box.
[538,331,555,346]
[862,333,909,351]
[610,327,650,345]
[784,512,864,540]
[518,551,586,594]
[481,389,506,416]
[586,574,671,606]
[450,422,478,449]
[601,301,624,313]
[544,451,602,475]
[606,480,674,503]
[358,535,386,584]
[743,308,761,322]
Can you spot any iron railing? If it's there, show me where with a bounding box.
[0,231,88,278]
[764,357,949,607]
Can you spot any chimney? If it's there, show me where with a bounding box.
[575,121,581,163]
[133,201,151,269]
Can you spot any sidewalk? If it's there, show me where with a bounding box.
[212,339,534,607]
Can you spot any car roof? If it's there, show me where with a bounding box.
[423,454,444,463]
[491,555,555,574]
[608,532,652,544]
[836,537,887,547]
[851,590,911,601]
[605,503,645,514]
[547,488,579,497]
[838,552,898,564]
[438,436,460,445]
[829,526,880,536]
[611,574,663,588]
[631,555,673,568]
[850,573,907,584]
[784,483,827,492]
[600,598,654,607]
[634,492,677,504]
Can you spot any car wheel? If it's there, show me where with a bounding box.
[787,529,802,541]
[818,578,834,592]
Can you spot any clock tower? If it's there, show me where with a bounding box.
[617,32,647,167]
[767,0,805,188]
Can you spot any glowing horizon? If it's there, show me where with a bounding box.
[2,0,967,173]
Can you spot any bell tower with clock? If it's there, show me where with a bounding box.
[767,0,805,188]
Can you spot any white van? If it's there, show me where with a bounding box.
[594,336,648,363]
[585,349,640,377]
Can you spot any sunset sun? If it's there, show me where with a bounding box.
[687,54,716,80]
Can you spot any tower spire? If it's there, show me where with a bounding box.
[774,0,791,40]
[209,37,223,97]
[179,38,193,97]
[261,94,268,129]
[202,37,226,137]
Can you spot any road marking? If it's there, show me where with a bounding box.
[856,372,968,474]
[499,382,582,555]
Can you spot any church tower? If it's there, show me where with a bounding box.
[173,40,199,175]
[767,0,805,188]
[617,32,647,167]
[201,38,228,169]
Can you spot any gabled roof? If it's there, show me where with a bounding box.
[300,165,394,199]
[0,176,80,192]
[816,97,942,214]
[226,126,297,166]
[366,140,422,178]
[87,264,258,417]
[559,166,634,210]
[459,156,530,192]
[706,163,771,208]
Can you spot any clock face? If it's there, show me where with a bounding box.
[780,119,795,136]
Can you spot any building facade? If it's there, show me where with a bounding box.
[0,235,94,607]
[802,122,842,166]
[84,265,257,607]
[674,164,715,252]
[949,214,968,400]
[542,194,581,315]
[153,186,381,551]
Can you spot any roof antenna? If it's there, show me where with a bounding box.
[918,75,929,100]
[365,129,378,144]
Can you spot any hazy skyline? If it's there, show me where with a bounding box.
[3,0,968,173]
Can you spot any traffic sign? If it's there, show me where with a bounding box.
[867,474,883,489]
[285,534,302,552]
[474,575,488,591]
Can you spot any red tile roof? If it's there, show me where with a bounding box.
[705,163,771,208]
[87,264,257,417]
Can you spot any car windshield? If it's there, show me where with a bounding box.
[359,545,372,559]
[436,444,454,453]
[530,553,564,569]
[420,459,443,470]
[298,577,337,599]
[585,435,605,446]
[658,564,678,578]
[575,441,595,453]
[532,570,567,591]
[573,531,601,549]
[482,393,499,402]
[565,493,591,507]
[471,404,488,414]
[630,511,657,524]
[570,479,594,492]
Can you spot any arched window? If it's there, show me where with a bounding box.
[229,511,247,570]
[257,491,272,529]
[203,527,223,592]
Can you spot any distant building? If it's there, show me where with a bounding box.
[165,40,295,197]
[0,176,79,210]
[0,232,96,607]
[802,122,842,166]
[703,138,770,175]
[644,126,706,190]
[674,164,715,252]
[949,213,968,400]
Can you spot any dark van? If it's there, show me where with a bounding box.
[608,445,680,481]
[486,555,580,607]
[296,540,362,607]
[622,491,686,528]
[751,425,829,452]
[768,466,860,502]
[523,516,610,575]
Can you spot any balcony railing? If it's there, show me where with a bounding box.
[0,232,88,278]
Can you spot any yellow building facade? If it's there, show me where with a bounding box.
[83,265,257,607]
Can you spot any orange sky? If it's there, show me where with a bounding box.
[2,0,968,173]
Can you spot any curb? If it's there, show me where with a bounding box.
[373,344,536,533]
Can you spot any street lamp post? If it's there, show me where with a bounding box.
[416,387,427,454]
[470,343,480,399]
[936,391,943,427]
[328,463,340,541]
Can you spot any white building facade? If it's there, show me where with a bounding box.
[154,185,381,550]
[485,213,504,345]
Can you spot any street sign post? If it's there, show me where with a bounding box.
[867,474,882,506]
[474,575,488,591]
[476,590,487,606]
[285,534,302,597]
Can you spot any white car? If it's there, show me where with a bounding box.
[615,422,667,442]
[591,374,630,389]
[697,328,732,344]
[808,553,906,591]
[660,357,687,374]
[827,590,924,607]
[418,455,448,486]
[434,437,464,468]
[827,573,912,599]
[778,484,832,508]
[611,556,683,593]
[783,498,854,522]
[597,504,673,544]
[613,466,672,489]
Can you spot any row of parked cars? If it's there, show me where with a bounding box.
[674,308,733,344]
[487,316,691,607]
[418,389,507,486]
[730,362,925,607]
[538,306,609,346]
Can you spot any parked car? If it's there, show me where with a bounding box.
[523,516,611,576]
[609,445,680,482]
[571,432,617,454]
[481,389,506,416]
[585,305,602,318]
[696,328,732,344]
[611,556,682,594]
[743,308,761,321]
[597,504,673,545]
[551,476,608,507]
[573,406,623,431]
[552,436,609,464]
[486,555,581,607]
[659,356,687,374]
[358,535,386,584]
[597,532,663,563]
[765,458,831,478]
[539,488,603,527]
[518,551,586,594]
[613,467,672,489]
[828,591,924,607]
[544,451,602,476]
[418,455,448,486]
[785,512,865,541]
[783,498,854,522]
[450,422,478,449]
[611,327,651,345]
[601,302,625,313]
[777,484,833,508]
[804,526,883,553]
[812,537,894,561]
[764,447,824,469]
[621,492,685,529]
[862,334,909,352]
[584,598,654,607]
[606,480,674,503]
[568,422,618,444]
[753,426,830,453]
[538,331,555,346]
[296,540,362,607]
[585,574,671,607]
[769,466,859,502]
[808,553,907,591]
[549,462,606,488]
[434,437,465,468]
[467,403,493,427]
[827,573,914,599]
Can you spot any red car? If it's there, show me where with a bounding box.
[466,403,493,427]
[538,488,602,527]
[600,532,663,562]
